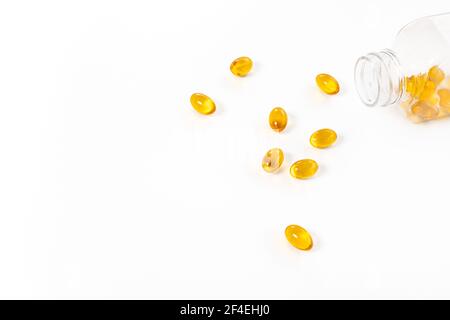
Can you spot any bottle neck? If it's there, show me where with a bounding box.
[355,50,404,107]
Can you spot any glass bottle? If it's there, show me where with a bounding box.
[355,13,450,122]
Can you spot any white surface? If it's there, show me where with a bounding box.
[1,0,450,299]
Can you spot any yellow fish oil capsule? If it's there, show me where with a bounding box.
[438,89,450,112]
[262,148,284,173]
[230,56,253,77]
[411,100,439,120]
[269,107,288,132]
[406,73,428,99]
[310,129,337,149]
[428,65,445,85]
[285,225,313,251]
[190,93,216,115]
[419,80,439,106]
[316,73,340,95]
[290,159,318,179]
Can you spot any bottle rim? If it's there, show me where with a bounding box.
[354,50,404,107]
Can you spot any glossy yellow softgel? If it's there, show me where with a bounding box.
[310,129,337,149]
[285,225,313,251]
[269,107,288,132]
[428,65,445,85]
[418,80,439,107]
[438,89,450,112]
[316,73,340,95]
[230,56,253,77]
[190,93,216,115]
[406,73,428,99]
[290,159,318,179]
[411,101,439,120]
[262,148,284,173]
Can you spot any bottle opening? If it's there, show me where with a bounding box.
[355,50,404,107]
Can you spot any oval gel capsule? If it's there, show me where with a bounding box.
[438,88,450,112]
[428,65,445,85]
[316,73,340,95]
[290,159,318,179]
[269,107,288,132]
[285,225,313,251]
[230,56,253,77]
[411,100,439,120]
[310,129,337,149]
[262,148,284,173]
[190,93,216,115]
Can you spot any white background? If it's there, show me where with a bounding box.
[1,0,450,299]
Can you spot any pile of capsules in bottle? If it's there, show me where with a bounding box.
[403,65,450,122]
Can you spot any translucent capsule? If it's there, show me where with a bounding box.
[285,225,313,251]
[428,65,445,85]
[438,89,450,112]
[406,73,428,99]
[190,93,216,115]
[269,107,288,132]
[262,148,284,173]
[316,73,340,95]
[310,129,337,149]
[411,101,439,120]
[419,80,438,106]
[230,56,253,77]
[290,159,318,179]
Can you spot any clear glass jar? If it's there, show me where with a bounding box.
[355,13,450,122]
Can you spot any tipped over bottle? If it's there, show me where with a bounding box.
[355,13,450,122]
